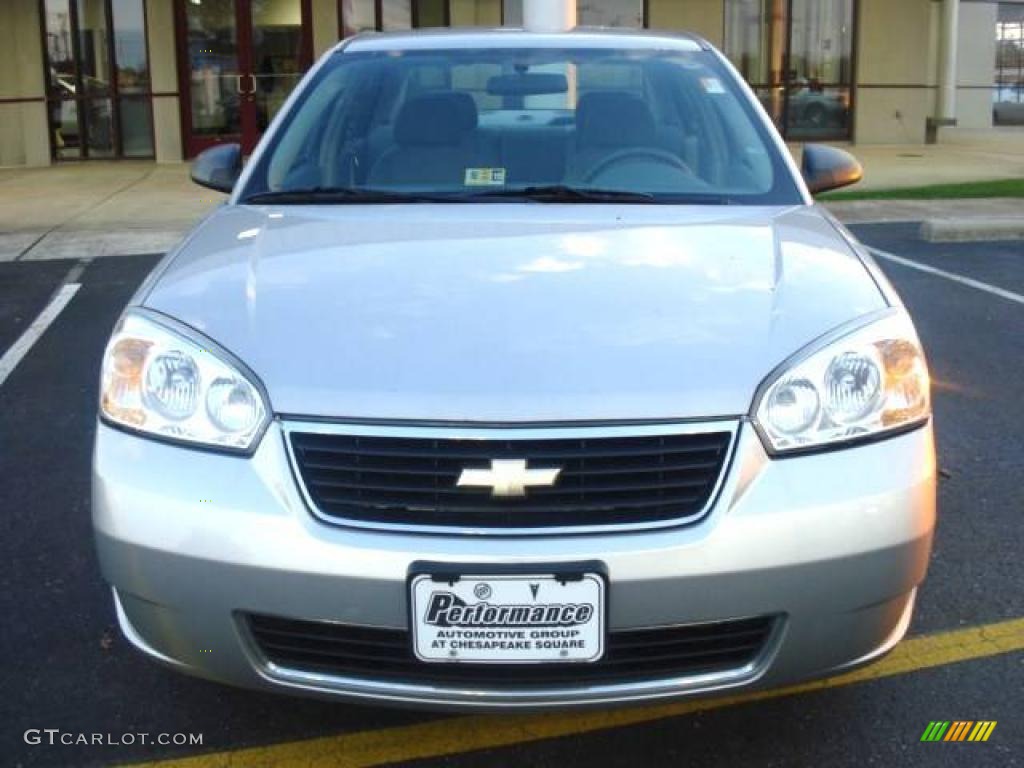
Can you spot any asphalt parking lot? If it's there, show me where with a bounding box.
[1,223,1022,768]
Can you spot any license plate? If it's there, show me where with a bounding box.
[410,573,605,664]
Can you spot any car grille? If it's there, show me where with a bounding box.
[247,613,775,688]
[287,428,733,531]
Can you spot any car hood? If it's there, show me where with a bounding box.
[142,204,886,422]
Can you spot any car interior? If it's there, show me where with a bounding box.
[264,52,776,197]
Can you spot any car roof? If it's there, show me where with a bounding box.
[336,27,708,55]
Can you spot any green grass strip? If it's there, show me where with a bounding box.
[821,178,1024,201]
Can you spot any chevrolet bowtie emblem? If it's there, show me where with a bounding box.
[457,459,562,498]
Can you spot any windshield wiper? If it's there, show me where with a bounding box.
[462,186,734,205]
[464,185,657,203]
[243,187,452,204]
[244,185,733,205]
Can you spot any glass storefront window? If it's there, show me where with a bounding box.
[76,0,113,96]
[44,0,76,99]
[112,0,149,93]
[343,0,457,34]
[788,0,853,84]
[502,0,643,28]
[52,99,82,159]
[725,0,854,140]
[185,0,242,137]
[119,98,154,156]
[415,0,449,28]
[338,0,859,139]
[785,84,851,137]
[578,0,643,28]
[392,1,644,30]
[42,0,152,159]
[724,0,780,87]
[341,0,376,36]
[785,0,853,138]
[382,0,413,30]
[180,0,313,155]
[251,0,305,132]
[449,0,501,26]
[83,97,116,157]
[995,3,1024,124]
[503,0,522,25]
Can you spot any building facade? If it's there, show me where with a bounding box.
[0,0,1021,166]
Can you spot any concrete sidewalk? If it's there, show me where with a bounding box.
[1,132,1022,260]
[830,128,1024,191]
[820,130,1024,227]
[0,162,225,261]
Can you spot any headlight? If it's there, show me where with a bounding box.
[100,311,269,452]
[754,312,930,454]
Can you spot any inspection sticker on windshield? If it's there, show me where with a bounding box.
[701,77,726,94]
[411,573,605,663]
[464,167,507,186]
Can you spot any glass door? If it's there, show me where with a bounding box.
[250,0,308,138]
[43,0,117,159]
[178,0,311,156]
[724,0,855,140]
[724,0,788,133]
[784,0,854,139]
[181,0,243,154]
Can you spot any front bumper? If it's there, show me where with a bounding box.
[93,419,935,710]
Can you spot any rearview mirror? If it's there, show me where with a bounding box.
[801,144,863,195]
[487,73,569,96]
[190,143,242,193]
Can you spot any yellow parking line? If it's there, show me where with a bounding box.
[130,617,1024,768]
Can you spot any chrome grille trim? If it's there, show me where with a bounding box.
[240,612,784,709]
[245,612,777,689]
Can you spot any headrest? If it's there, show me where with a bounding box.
[576,91,657,148]
[394,92,478,147]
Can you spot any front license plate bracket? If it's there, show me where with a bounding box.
[408,561,608,665]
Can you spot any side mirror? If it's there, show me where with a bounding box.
[801,144,863,195]
[190,143,242,193]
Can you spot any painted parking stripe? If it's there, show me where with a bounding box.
[871,248,1024,307]
[0,282,80,389]
[131,616,1024,768]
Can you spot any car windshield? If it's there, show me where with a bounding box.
[241,44,802,206]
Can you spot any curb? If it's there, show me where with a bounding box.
[7,229,185,261]
[920,218,1024,243]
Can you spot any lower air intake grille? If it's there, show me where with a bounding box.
[247,613,774,688]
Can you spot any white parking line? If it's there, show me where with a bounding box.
[871,248,1024,307]
[0,283,81,388]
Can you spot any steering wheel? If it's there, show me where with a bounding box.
[584,148,693,185]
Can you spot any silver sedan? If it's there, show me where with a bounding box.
[93,28,935,710]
